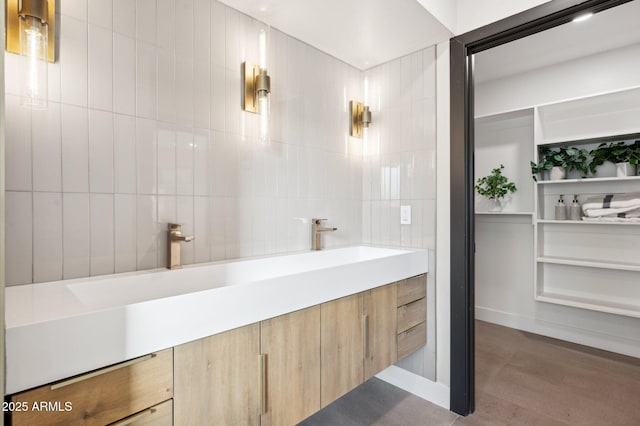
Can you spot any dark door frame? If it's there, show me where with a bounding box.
[449,0,634,416]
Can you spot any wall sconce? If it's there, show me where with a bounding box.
[6,0,55,108]
[349,100,372,138]
[242,61,271,143]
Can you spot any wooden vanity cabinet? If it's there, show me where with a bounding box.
[174,323,261,426]
[260,306,321,426]
[396,274,427,360]
[363,283,398,380]
[320,293,365,407]
[9,349,173,426]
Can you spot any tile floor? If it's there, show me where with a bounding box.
[301,320,640,425]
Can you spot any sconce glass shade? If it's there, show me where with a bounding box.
[257,68,270,144]
[19,12,48,108]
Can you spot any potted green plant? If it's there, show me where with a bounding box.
[530,146,589,181]
[475,164,517,211]
[589,141,639,177]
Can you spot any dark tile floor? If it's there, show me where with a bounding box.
[300,320,640,425]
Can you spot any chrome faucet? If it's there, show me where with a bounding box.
[311,218,337,250]
[168,223,195,269]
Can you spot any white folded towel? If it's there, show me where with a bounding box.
[582,193,640,218]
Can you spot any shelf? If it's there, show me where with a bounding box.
[536,292,640,318]
[475,212,534,216]
[537,256,640,272]
[537,131,640,147]
[537,176,640,185]
[537,219,640,226]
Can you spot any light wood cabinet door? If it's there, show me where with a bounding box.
[320,293,364,407]
[110,400,173,426]
[10,349,173,426]
[261,306,321,426]
[174,324,261,426]
[364,283,398,380]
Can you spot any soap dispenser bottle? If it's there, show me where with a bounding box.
[555,195,567,220]
[569,195,581,221]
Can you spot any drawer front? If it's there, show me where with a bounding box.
[397,322,427,360]
[397,275,426,307]
[108,400,173,426]
[11,349,173,426]
[397,297,426,334]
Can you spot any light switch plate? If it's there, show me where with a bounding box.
[400,205,411,225]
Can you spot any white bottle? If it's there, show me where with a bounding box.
[555,195,567,220]
[569,195,581,221]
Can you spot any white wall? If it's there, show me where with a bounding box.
[476,43,640,116]
[416,0,458,34]
[4,0,364,286]
[457,0,551,34]
[363,46,438,381]
[474,42,640,357]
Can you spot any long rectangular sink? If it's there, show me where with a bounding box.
[5,245,428,394]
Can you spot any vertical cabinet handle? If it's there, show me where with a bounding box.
[362,314,370,359]
[260,354,268,415]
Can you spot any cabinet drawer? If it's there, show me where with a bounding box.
[397,297,426,334]
[108,400,173,426]
[397,275,426,307]
[10,349,173,426]
[397,322,426,360]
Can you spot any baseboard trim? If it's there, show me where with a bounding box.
[376,365,450,410]
[476,306,640,358]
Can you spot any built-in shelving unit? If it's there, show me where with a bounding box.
[476,85,640,318]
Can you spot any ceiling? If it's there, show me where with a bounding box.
[218,0,453,70]
[474,0,640,83]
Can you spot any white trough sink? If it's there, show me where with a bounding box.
[5,245,428,394]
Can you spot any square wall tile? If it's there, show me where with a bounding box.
[5,192,33,285]
[175,60,194,126]
[32,102,62,192]
[63,193,90,279]
[175,0,194,59]
[157,49,176,123]
[210,0,226,68]
[62,105,89,192]
[193,130,210,196]
[61,0,87,21]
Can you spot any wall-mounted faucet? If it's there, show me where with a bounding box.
[311,218,337,251]
[168,223,195,269]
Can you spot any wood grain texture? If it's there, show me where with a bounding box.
[174,323,261,426]
[261,306,321,426]
[397,297,426,334]
[397,274,426,307]
[397,322,427,360]
[112,400,173,426]
[320,293,364,408]
[10,349,173,426]
[364,283,398,380]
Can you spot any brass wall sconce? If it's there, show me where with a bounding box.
[6,0,56,107]
[349,100,372,138]
[242,61,271,143]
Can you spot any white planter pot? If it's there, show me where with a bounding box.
[549,166,566,181]
[616,162,637,177]
[594,161,617,178]
[488,198,504,212]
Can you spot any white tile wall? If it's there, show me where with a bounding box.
[363,47,438,382]
[5,0,364,285]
